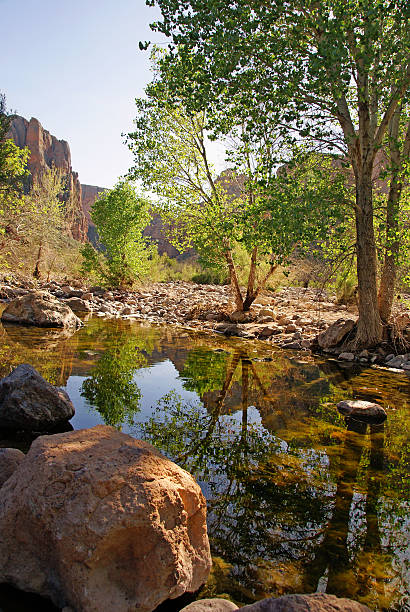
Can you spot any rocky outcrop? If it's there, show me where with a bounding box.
[81,184,106,244]
[0,448,24,487]
[240,594,372,611]
[0,425,211,612]
[7,115,88,242]
[0,364,75,431]
[1,291,82,328]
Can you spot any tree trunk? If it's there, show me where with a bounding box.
[378,175,400,322]
[33,241,43,279]
[378,107,403,323]
[225,249,244,311]
[354,167,383,347]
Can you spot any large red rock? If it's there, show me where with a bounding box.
[0,425,211,612]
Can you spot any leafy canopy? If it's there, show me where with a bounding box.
[85,180,154,288]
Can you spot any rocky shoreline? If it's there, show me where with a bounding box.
[0,279,409,376]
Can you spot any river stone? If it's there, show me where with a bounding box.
[318,319,356,349]
[0,364,75,431]
[63,297,92,313]
[181,599,239,611]
[0,448,24,487]
[240,593,372,611]
[0,425,211,612]
[1,291,82,328]
[337,399,387,423]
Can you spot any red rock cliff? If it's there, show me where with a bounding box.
[8,116,88,242]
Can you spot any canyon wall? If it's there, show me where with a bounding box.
[8,115,88,242]
[8,115,193,257]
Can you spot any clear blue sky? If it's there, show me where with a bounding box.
[0,0,167,188]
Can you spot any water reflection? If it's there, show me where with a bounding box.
[0,318,408,610]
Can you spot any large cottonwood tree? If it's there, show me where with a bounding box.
[145,0,410,346]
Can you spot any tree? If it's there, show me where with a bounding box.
[128,72,347,311]
[145,0,410,346]
[0,93,30,253]
[24,166,66,278]
[85,180,154,288]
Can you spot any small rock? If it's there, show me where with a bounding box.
[0,448,25,487]
[229,310,248,323]
[337,399,387,424]
[338,352,355,361]
[64,297,92,313]
[318,319,356,349]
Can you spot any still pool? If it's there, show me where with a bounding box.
[0,317,409,611]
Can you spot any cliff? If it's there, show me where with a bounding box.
[7,116,88,242]
[8,115,193,257]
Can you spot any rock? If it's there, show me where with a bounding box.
[0,364,75,431]
[229,310,248,323]
[181,599,239,611]
[258,308,276,318]
[64,297,92,313]
[81,292,93,301]
[337,399,387,423]
[0,425,211,612]
[1,291,82,328]
[0,448,24,487]
[318,319,356,349]
[385,356,405,369]
[240,593,371,611]
[285,323,298,333]
[338,352,355,361]
[282,341,302,350]
[215,323,239,336]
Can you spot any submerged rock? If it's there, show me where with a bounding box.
[0,364,75,431]
[0,448,24,487]
[1,291,82,328]
[0,425,211,612]
[337,399,387,423]
[240,593,371,611]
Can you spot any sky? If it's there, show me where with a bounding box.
[0,0,172,188]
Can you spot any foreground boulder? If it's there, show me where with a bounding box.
[317,319,356,349]
[0,448,24,486]
[240,593,371,611]
[0,425,211,612]
[0,364,75,431]
[337,399,387,424]
[1,291,82,328]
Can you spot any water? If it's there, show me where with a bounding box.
[0,317,409,611]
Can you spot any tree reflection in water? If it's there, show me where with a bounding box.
[81,322,148,428]
[137,348,407,609]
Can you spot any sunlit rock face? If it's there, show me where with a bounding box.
[7,115,87,242]
[0,425,211,612]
